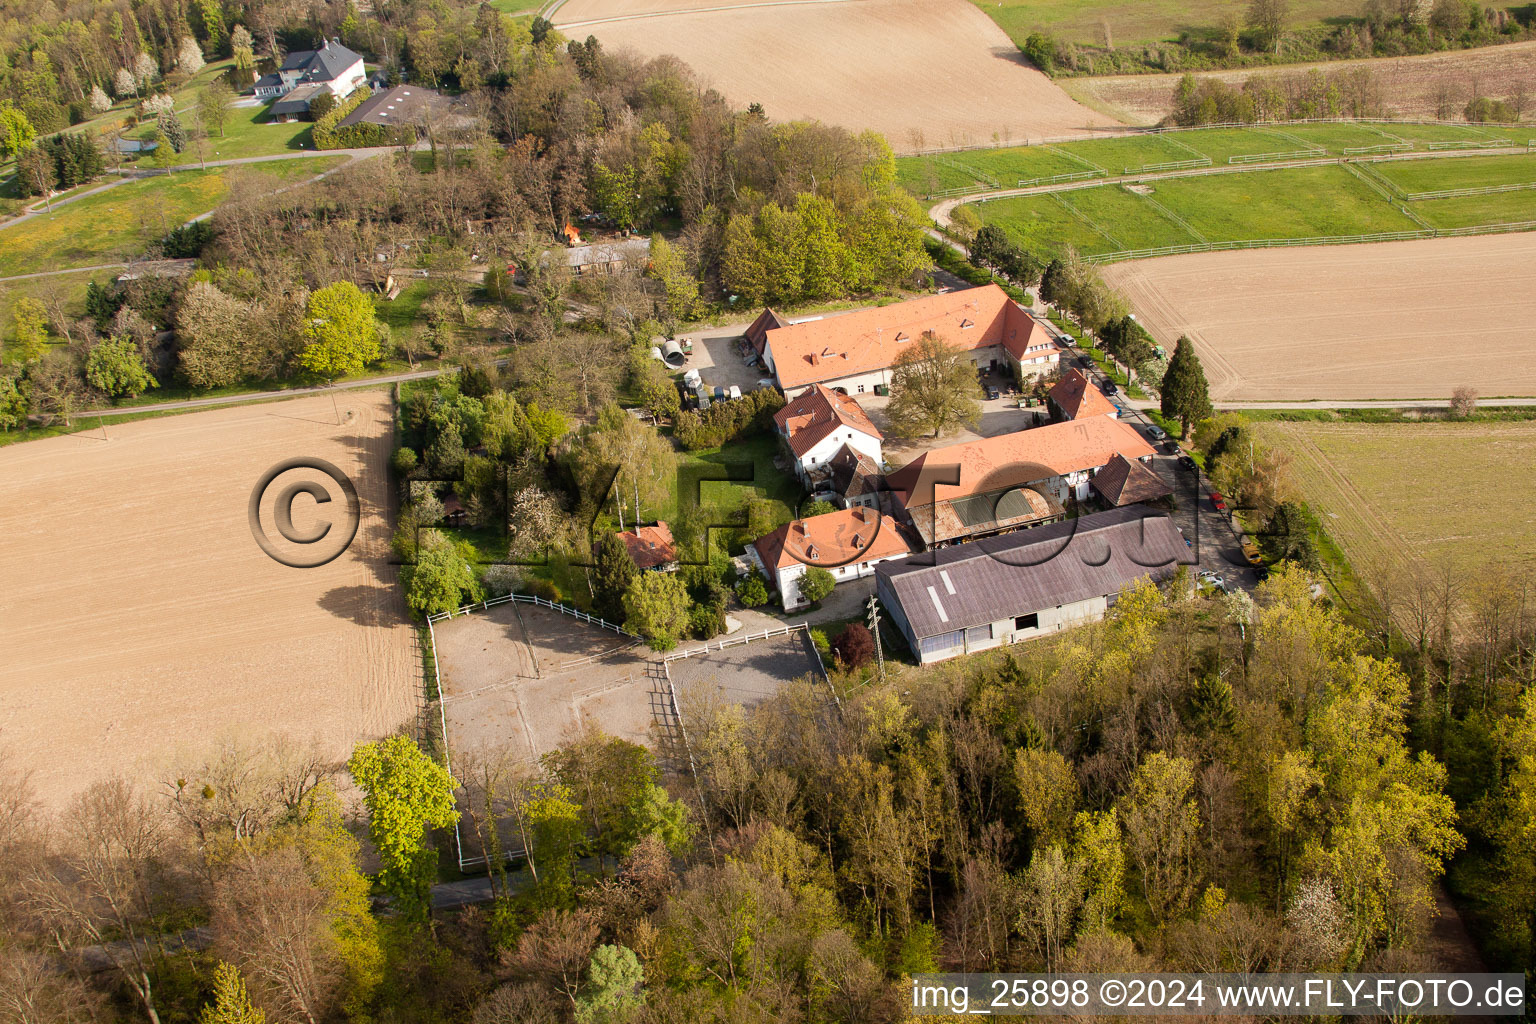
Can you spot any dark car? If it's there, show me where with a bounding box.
[986,386,1001,400]
[1102,380,1118,395]
[1162,440,1180,454]
[1178,454,1197,471]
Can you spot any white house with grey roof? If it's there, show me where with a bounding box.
[253,39,366,118]
[875,506,1187,664]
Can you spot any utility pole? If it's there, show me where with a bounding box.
[867,594,884,685]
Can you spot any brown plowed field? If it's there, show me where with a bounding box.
[558,0,1116,151]
[0,392,417,808]
[1070,41,1536,126]
[1102,232,1536,401]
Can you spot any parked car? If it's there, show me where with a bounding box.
[1162,440,1180,454]
[1210,491,1228,512]
[1178,454,1197,471]
[1241,538,1263,566]
[986,386,1001,400]
[1147,425,1167,441]
[1102,380,1118,395]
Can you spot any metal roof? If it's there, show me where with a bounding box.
[876,506,1186,638]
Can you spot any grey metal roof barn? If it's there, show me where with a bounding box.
[876,506,1186,639]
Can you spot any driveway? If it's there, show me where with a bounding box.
[730,575,876,634]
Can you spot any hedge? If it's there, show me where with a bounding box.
[311,86,415,150]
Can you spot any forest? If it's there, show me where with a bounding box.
[4,557,1535,1022]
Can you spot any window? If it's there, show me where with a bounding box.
[1014,613,1039,631]
[919,630,964,656]
[964,623,992,646]
[857,385,865,393]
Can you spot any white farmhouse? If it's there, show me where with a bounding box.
[253,39,366,119]
[772,384,884,489]
[747,506,915,612]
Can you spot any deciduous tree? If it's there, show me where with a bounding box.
[885,331,983,438]
[299,281,382,380]
[622,571,690,651]
[347,736,459,925]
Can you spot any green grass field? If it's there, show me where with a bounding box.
[970,162,1427,257]
[0,158,345,278]
[1059,184,1200,249]
[896,125,1536,198]
[1373,154,1536,193]
[1412,190,1536,228]
[971,0,1351,48]
[1056,133,1198,172]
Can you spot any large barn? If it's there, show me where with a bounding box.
[876,506,1186,664]
[758,284,1061,398]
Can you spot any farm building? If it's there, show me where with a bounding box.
[563,238,649,276]
[876,506,1186,664]
[336,84,455,133]
[826,445,886,511]
[747,506,914,612]
[1048,368,1118,422]
[618,522,677,571]
[773,384,884,488]
[759,284,1061,398]
[1090,453,1172,508]
[884,417,1156,548]
[743,308,789,358]
[253,39,366,117]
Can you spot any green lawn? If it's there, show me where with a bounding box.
[1152,164,1421,241]
[1058,184,1200,250]
[0,159,344,278]
[1172,127,1319,164]
[968,161,1434,257]
[1056,133,1199,173]
[972,192,1114,257]
[1413,190,1536,228]
[1373,154,1536,193]
[1262,122,1407,153]
[895,156,989,195]
[661,433,802,558]
[955,146,1094,185]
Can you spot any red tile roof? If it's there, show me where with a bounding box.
[1048,368,1118,420]
[744,307,788,355]
[773,384,883,459]
[1091,452,1172,507]
[751,506,912,571]
[886,417,1156,506]
[765,285,1049,390]
[617,522,676,569]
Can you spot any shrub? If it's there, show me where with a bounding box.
[673,387,784,450]
[1023,31,1057,73]
[809,628,831,660]
[1464,96,1517,123]
[312,86,414,150]
[735,572,769,607]
[392,446,419,476]
[797,567,836,606]
[162,221,215,258]
[482,563,521,598]
[523,577,561,603]
[831,622,876,668]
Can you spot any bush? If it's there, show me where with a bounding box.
[797,567,836,606]
[1023,31,1057,73]
[311,86,414,150]
[810,628,831,660]
[482,563,521,598]
[523,577,561,603]
[688,602,726,640]
[673,387,785,450]
[162,221,215,258]
[392,446,419,476]
[1464,96,1517,123]
[735,571,769,607]
[831,622,876,668]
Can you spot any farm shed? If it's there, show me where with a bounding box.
[876,506,1185,664]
